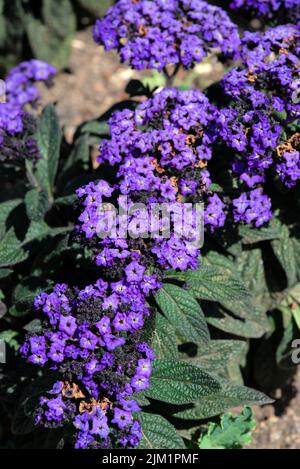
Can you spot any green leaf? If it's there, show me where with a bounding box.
[183,340,247,383]
[272,223,297,287]
[54,194,77,206]
[204,304,267,338]
[24,319,42,334]
[0,228,28,267]
[0,199,22,237]
[78,120,110,138]
[138,413,185,449]
[174,381,272,420]
[145,360,221,404]
[239,221,280,244]
[0,330,19,350]
[0,208,63,269]
[155,283,209,344]
[25,188,49,221]
[24,222,72,244]
[152,313,178,360]
[0,268,13,279]
[166,265,250,304]
[236,248,267,296]
[198,407,256,449]
[35,104,62,197]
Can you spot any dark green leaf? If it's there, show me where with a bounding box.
[174,381,272,420]
[145,360,221,404]
[0,228,28,267]
[138,413,185,449]
[25,188,49,221]
[166,265,250,303]
[183,340,247,383]
[272,223,297,287]
[155,283,209,344]
[35,104,62,196]
[152,313,178,360]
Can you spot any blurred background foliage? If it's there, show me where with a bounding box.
[0,0,113,76]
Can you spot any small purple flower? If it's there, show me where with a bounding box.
[80,331,99,350]
[59,315,77,336]
[131,374,150,391]
[95,316,111,335]
[112,408,133,429]
[125,261,146,282]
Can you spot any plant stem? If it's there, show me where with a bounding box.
[163,63,181,88]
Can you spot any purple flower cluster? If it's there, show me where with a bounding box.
[21,283,154,448]
[230,0,300,22]
[0,60,56,163]
[218,24,300,202]
[232,25,300,117]
[232,188,272,227]
[78,88,226,275]
[93,0,240,71]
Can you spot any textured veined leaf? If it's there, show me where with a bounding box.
[0,268,13,279]
[35,104,62,197]
[25,188,49,221]
[0,199,22,237]
[239,221,281,244]
[166,265,250,303]
[145,359,221,404]
[183,340,247,383]
[204,304,267,338]
[174,381,272,420]
[152,313,178,360]
[138,413,185,449]
[236,248,267,296]
[0,228,28,267]
[155,283,209,344]
[271,223,297,287]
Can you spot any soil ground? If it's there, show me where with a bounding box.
[40,27,300,450]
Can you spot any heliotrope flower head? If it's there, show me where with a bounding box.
[218,24,300,190]
[21,282,155,448]
[93,0,240,71]
[0,60,56,163]
[232,188,272,227]
[223,24,300,117]
[77,88,225,273]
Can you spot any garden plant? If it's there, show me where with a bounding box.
[0,0,300,450]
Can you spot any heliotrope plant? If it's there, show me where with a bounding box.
[20,282,154,448]
[1,0,300,451]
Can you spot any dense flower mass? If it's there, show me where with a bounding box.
[230,0,300,22]
[77,88,228,277]
[93,0,241,71]
[18,4,300,451]
[0,60,56,163]
[218,24,300,196]
[21,283,154,448]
